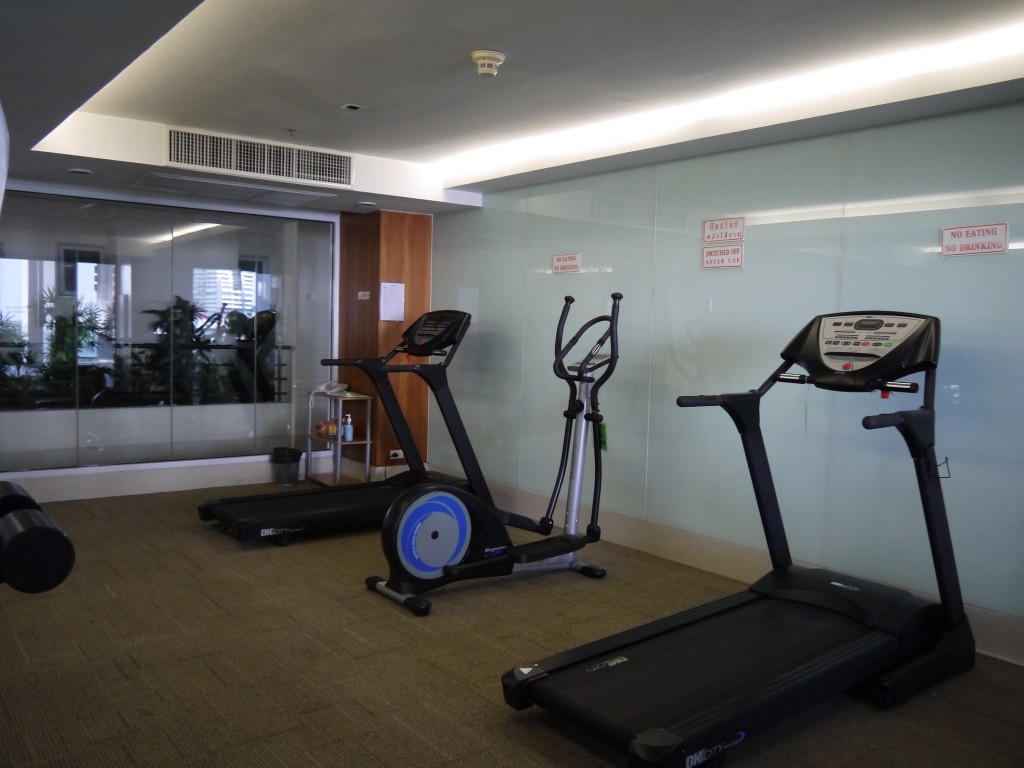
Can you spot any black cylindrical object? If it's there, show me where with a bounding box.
[0,508,76,593]
[270,447,303,485]
[0,483,75,593]
[0,481,41,516]
[271,447,303,462]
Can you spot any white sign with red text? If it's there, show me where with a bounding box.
[702,244,744,269]
[941,223,1008,256]
[703,217,745,242]
[552,252,581,273]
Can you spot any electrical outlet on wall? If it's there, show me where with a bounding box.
[389,450,404,460]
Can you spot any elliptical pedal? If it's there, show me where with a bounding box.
[509,534,589,564]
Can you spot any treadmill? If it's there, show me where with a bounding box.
[198,309,494,545]
[502,311,975,767]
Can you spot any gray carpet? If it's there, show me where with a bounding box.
[0,483,1021,767]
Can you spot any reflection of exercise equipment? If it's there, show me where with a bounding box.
[503,311,975,767]
[367,293,622,616]
[0,482,75,593]
[229,309,278,401]
[199,310,492,545]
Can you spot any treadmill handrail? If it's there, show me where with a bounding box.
[676,322,965,627]
[862,405,966,627]
[320,310,494,508]
[319,355,428,474]
[676,368,794,570]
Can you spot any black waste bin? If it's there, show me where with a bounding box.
[270,447,303,485]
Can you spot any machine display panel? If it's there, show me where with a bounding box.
[817,314,925,372]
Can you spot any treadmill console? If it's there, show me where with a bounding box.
[401,310,471,357]
[781,311,940,391]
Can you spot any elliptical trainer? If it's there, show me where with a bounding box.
[366,292,622,616]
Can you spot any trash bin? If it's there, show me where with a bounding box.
[270,447,303,485]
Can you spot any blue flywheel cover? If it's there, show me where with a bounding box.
[395,490,472,580]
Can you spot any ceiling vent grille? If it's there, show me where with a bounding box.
[168,129,352,186]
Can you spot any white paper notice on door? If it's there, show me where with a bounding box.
[380,282,405,322]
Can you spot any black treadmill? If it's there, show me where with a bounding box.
[502,311,975,767]
[198,309,494,545]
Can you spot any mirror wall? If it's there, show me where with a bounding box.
[0,192,334,471]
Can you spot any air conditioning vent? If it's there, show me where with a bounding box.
[168,129,352,186]
[297,149,352,184]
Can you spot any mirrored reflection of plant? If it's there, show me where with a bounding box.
[0,311,36,404]
[138,295,231,404]
[0,289,115,407]
[29,288,108,389]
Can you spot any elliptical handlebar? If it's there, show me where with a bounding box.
[552,293,622,395]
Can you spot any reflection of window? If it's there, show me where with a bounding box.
[55,248,114,364]
[0,257,28,341]
[192,258,266,317]
[58,246,102,297]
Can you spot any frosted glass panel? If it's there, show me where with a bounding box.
[648,135,846,556]
[429,194,527,487]
[432,103,1024,619]
[519,169,656,515]
[834,106,1024,614]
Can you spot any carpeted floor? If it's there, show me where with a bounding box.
[1,482,1021,767]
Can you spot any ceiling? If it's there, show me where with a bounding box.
[2,0,1024,215]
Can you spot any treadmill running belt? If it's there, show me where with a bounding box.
[528,597,898,747]
[212,484,395,525]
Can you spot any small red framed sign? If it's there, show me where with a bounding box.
[702,244,744,269]
[703,217,745,242]
[940,223,1008,256]
[552,252,581,273]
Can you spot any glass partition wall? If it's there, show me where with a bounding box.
[0,192,334,472]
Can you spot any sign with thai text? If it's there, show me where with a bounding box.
[703,217,745,242]
[941,223,1008,256]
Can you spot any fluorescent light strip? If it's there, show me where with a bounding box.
[438,19,1024,182]
[149,222,219,244]
[742,186,1024,226]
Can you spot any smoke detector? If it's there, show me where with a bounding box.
[471,50,505,76]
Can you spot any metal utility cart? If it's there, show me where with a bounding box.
[306,388,372,485]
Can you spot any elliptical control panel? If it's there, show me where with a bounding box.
[780,311,940,392]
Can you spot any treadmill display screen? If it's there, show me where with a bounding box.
[401,310,470,357]
[817,314,925,372]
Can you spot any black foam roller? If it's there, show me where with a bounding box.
[0,481,41,516]
[0,507,76,593]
